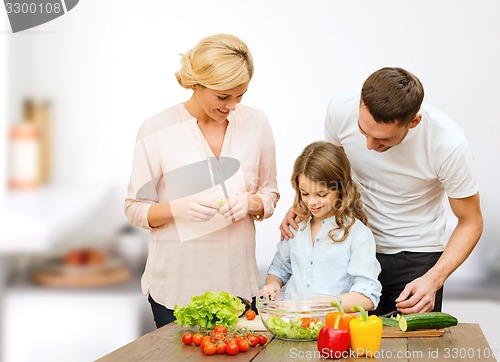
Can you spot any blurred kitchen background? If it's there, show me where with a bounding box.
[1,1,500,361]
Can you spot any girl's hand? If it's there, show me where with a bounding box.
[260,284,280,300]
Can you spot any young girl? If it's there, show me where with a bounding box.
[260,141,381,311]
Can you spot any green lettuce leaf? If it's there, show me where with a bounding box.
[173,291,245,329]
[265,315,324,340]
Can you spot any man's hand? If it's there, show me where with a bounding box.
[395,274,438,314]
[279,207,299,240]
[170,197,219,222]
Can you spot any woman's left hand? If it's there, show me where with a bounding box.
[218,194,248,222]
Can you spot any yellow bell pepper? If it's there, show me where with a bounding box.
[349,305,383,357]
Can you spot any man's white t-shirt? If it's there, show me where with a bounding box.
[324,92,479,254]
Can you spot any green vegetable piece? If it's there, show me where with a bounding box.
[265,316,324,340]
[173,291,245,329]
[380,316,399,327]
[399,312,458,332]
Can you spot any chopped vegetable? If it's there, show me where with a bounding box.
[264,315,325,340]
[173,291,245,329]
[380,316,399,327]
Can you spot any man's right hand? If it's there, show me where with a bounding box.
[279,207,299,240]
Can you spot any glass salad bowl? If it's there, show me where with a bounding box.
[257,292,341,341]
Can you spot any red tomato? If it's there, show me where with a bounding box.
[216,342,226,354]
[258,335,268,345]
[211,331,224,341]
[213,325,227,335]
[300,317,312,328]
[192,333,203,346]
[181,332,193,345]
[226,341,239,355]
[300,317,319,328]
[200,336,212,349]
[203,342,216,356]
[245,310,256,320]
[247,334,259,347]
[238,339,250,352]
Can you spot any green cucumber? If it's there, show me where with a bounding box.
[380,317,399,327]
[399,312,458,332]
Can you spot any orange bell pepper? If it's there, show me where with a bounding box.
[349,305,383,357]
[325,299,357,330]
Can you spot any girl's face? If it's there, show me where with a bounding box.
[298,174,339,221]
[193,82,248,123]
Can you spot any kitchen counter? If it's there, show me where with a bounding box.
[0,185,122,252]
[97,323,496,362]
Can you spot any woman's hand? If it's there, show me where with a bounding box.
[170,197,219,222]
[218,194,249,222]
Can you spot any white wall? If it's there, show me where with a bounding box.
[4,0,500,278]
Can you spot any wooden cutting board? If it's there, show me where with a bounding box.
[382,326,445,338]
[234,316,268,331]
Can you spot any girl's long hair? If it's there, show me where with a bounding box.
[291,141,367,242]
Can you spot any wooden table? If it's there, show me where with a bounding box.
[97,323,497,361]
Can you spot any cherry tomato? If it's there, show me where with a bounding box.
[300,317,312,328]
[192,333,204,346]
[203,342,216,356]
[213,325,227,335]
[210,331,224,342]
[215,343,226,354]
[247,334,259,347]
[200,336,212,349]
[258,335,268,345]
[226,341,239,355]
[181,332,193,345]
[245,310,256,320]
[237,339,250,352]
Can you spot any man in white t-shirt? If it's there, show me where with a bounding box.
[280,67,483,315]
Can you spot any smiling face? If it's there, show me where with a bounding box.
[298,174,339,221]
[358,103,421,152]
[192,82,248,123]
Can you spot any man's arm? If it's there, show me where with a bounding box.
[395,193,483,313]
[279,207,299,240]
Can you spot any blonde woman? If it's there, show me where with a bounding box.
[261,142,380,311]
[125,34,279,327]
